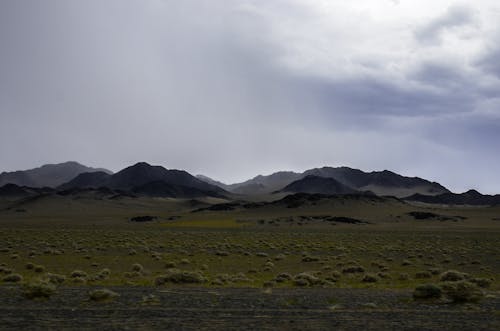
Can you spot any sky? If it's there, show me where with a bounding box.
[1,0,499,193]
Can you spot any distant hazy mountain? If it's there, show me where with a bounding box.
[0,162,112,188]
[197,171,301,195]
[302,167,449,198]
[59,162,226,198]
[405,190,500,206]
[197,166,449,198]
[195,175,229,190]
[278,175,359,195]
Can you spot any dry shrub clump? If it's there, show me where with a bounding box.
[415,271,432,279]
[470,278,492,288]
[155,269,206,285]
[275,273,292,283]
[413,284,442,300]
[44,273,66,285]
[34,265,45,273]
[293,272,323,287]
[131,263,144,273]
[3,273,23,283]
[361,273,379,283]
[439,270,469,282]
[23,280,57,299]
[341,265,365,274]
[71,270,88,278]
[440,281,484,303]
[89,289,119,302]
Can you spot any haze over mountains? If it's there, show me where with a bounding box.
[0,161,498,206]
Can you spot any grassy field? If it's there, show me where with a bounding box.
[1,195,499,329]
[1,194,499,290]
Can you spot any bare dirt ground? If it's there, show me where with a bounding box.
[0,286,498,331]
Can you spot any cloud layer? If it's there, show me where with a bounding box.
[1,0,499,193]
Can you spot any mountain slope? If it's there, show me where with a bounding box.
[58,162,227,198]
[218,171,301,195]
[303,167,449,197]
[105,162,225,193]
[131,180,224,198]
[58,171,112,190]
[218,166,449,198]
[278,175,359,195]
[405,190,500,206]
[195,175,229,190]
[0,162,112,188]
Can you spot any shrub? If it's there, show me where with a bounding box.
[34,265,45,273]
[275,273,292,283]
[44,273,66,285]
[70,270,88,278]
[377,272,391,279]
[256,252,268,257]
[440,270,468,282]
[415,271,432,279]
[342,265,365,274]
[362,274,379,283]
[413,284,442,299]
[302,256,320,262]
[155,269,206,285]
[440,281,483,303]
[89,289,119,302]
[25,263,35,270]
[3,273,23,283]
[72,276,87,284]
[23,281,56,299]
[293,272,323,287]
[132,264,143,273]
[164,261,176,268]
[274,254,286,261]
[398,273,410,281]
[470,278,491,288]
[401,259,412,266]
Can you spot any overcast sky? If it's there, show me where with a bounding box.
[1,0,499,193]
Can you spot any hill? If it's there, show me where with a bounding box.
[0,162,112,188]
[277,175,359,195]
[198,166,449,198]
[58,162,227,198]
[405,190,500,206]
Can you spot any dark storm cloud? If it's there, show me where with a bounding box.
[476,46,500,79]
[414,4,476,45]
[0,0,499,193]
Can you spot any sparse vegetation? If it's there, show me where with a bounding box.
[22,280,57,299]
[89,288,119,302]
[413,284,442,299]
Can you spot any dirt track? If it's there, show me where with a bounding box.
[0,287,498,330]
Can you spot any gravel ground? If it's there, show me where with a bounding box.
[0,286,498,330]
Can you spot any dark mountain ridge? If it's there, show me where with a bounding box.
[405,190,500,206]
[57,162,227,198]
[0,162,112,188]
[198,166,449,198]
[278,175,359,195]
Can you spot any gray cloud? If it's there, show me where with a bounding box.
[414,5,476,45]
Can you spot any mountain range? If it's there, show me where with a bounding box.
[0,161,498,205]
[0,161,111,188]
[198,166,449,198]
